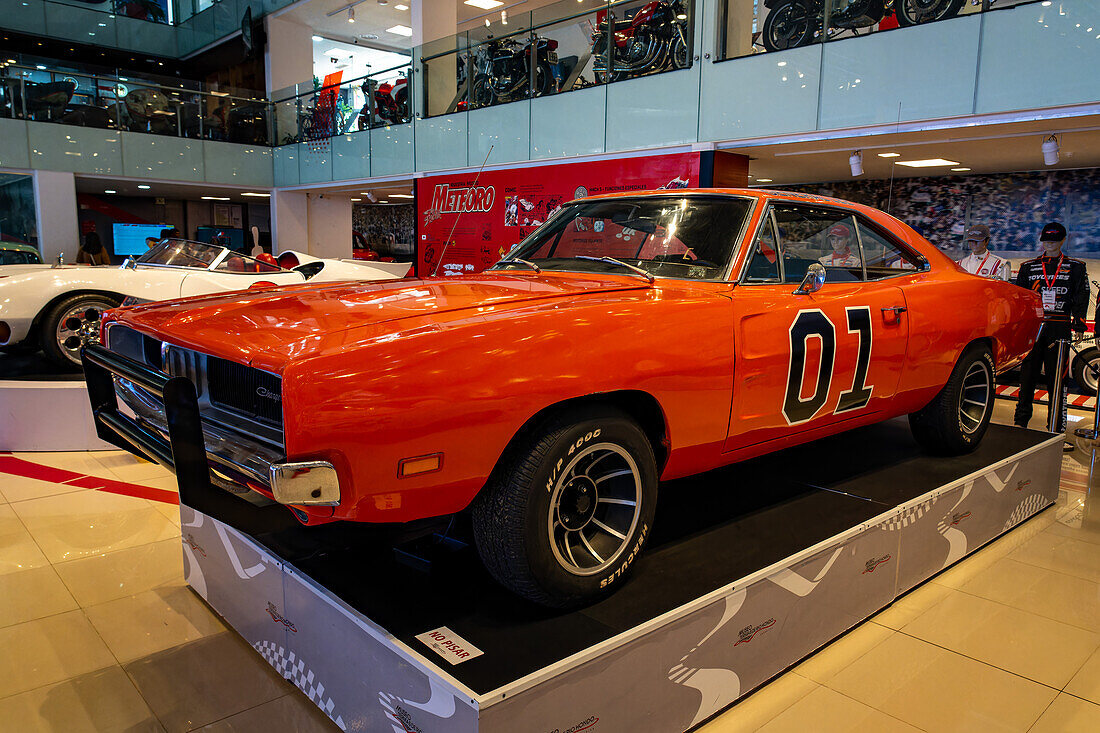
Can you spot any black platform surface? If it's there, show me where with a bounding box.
[0,350,83,381]
[194,419,1051,696]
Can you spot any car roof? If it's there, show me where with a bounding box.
[577,187,860,209]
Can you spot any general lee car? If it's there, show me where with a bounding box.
[83,190,1043,606]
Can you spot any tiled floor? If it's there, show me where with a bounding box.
[1,401,1097,732]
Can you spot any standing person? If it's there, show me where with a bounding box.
[76,232,111,265]
[958,224,1011,280]
[1014,222,1089,447]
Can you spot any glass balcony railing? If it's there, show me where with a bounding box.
[717,0,1040,60]
[0,57,271,144]
[270,63,413,146]
[420,0,694,119]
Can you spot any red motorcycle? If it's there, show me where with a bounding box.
[358,75,409,129]
[591,0,689,83]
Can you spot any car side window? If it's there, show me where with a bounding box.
[742,216,781,283]
[857,220,923,279]
[771,205,862,284]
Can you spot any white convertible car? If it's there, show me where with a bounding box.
[0,239,411,367]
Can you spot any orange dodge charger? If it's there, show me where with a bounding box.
[84,189,1043,606]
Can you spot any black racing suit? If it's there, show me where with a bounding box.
[1014,255,1090,431]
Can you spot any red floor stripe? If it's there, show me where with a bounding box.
[0,455,179,505]
[995,385,1097,409]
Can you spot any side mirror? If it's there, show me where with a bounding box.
[793,263,826,295]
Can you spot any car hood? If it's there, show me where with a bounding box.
[113,272,652,370]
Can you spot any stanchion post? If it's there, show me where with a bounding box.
[1075,338,1100,441]
[1048,339,1068,434]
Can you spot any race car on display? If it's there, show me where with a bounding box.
[83,190,1043,607]
[0,239,411,368]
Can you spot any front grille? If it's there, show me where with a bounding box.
[206,356,282,428]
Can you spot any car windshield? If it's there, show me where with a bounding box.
[493,196,754,281]
[137,239,225,269]
[0,247,42,265]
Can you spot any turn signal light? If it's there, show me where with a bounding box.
[398,453,443,478]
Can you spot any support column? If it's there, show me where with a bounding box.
[306,193,353,259]
[271,189,308,255]
[413,0,459,118]
[265,14,315,144]
[32,170,78,264]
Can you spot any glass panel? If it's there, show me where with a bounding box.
[0,173,39,257]
[772,205,861,283]
[533,0,609,95]
[742,215,782,282]
[466,13,536,110]
[359,64,412,130]
[858,219,923,278]
[598,0,692,80]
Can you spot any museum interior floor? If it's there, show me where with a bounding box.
[1,401,1098,732]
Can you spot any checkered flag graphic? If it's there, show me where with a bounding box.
[253,640,347,730]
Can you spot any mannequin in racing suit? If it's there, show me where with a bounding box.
[1013,222,1089,440]
[818,223,861,268]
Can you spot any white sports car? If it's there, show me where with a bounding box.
[0,239,411,367]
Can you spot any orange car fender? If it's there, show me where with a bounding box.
[282,285,737,524]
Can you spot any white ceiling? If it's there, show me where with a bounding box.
[733,116,1100,187]
[281,0,415,49]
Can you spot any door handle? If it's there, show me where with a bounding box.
[881,306,907,315]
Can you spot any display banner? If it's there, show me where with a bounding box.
[416,152,702,276]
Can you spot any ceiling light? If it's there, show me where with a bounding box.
[389,193,414,198]
[894,158,960,168]
[240,192,270,197]
[347,7,355,23]
[951,167,971,172]
[877,152,901,158]
[1042,134,1059,165]
[35,65,45,70]
[137,184,151,189]
[104,189,116,194]
[312,35,323,41]
[395,3,408,9]
[849,151,864,177]
[351,198,362,201]
[756,178,773,183]
[501,9,508,24]
[386,24,412,36]
[202,196,231,201]
[464,0,503,8]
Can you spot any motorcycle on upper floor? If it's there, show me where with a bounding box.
[590,0,690,83]
[760,0,967,52]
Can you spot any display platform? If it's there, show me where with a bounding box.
[178,420,1062,733]
[0,351,111,450]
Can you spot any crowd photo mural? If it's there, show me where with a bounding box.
[783,169,1100,261]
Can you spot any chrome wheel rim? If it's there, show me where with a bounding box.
[959,360,992,435]
[1083,355,1099,394]
[55,299,115,364]
[547,443,641,577]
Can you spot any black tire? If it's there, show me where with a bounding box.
[670,34,689,70]
[534,62,556,97]
[762,1,820,52]
[1072,345,1100,396]
[472,406,658,607]
[909,343,995,455]
[471,74,494,109]
[39,292,122,368]
[894,0,966,27]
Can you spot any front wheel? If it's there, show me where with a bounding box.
[894,0,966,26]
[472,406,658,607]
[908,343,995,455]
[762,1,819,52]
[39,293,123,368]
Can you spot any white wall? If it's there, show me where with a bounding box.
[271,189,308,254]
[306,193,353,259]
[32,170,79,264]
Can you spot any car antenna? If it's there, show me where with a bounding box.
[432,144,493,276]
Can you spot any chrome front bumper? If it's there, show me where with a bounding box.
[82,344,341,507]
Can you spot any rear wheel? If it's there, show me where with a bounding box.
[472,406,657,607]
[1072,346,1100,396]
[895,0,966,26]
[39,293,122,368]
[909,343,994,455]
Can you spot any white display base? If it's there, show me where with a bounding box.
[0,380,113,451]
